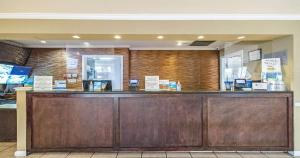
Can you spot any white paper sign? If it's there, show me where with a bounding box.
[54,80,67,89]
[252,82,268,90]
[34,76,53,91]
[262,58,281,73]
[248,49,261,61]
[145,76,159,91]
[67,58,78,69]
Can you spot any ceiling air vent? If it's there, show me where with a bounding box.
[190,41,215,46]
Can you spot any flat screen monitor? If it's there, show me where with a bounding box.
[10,65,32,76]
[0,64,13,84]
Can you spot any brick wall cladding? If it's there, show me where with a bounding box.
[130,50,219,90]
[0,42,31,65]
[14,48,219,90]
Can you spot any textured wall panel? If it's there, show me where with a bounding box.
[26,48,218,90]
[130,50,219,90]
[0,42,31,65]
[26,48,66,81]
[26,48,130,90]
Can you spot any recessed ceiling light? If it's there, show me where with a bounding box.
[237,36,246,40]
[83,42,90,46]
[114,35,122,39]
[157,35,164,39]
[197,36,205,39]
[177,41,183,46]
[72,35,80,39]
[40,40,47,44]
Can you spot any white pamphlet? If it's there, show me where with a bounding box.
[145,76,159,91]
[34,76,53,91]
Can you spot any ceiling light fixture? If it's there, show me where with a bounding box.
[114,35,122,39]
[157,35,164,39]
[40,40,47,44]
[237,36,246,40]
[72,35,80,39]
[83,42,90,46]
[177,41,183,46]
[197,35,205,39]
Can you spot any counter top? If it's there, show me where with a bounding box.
[26,89,293,94]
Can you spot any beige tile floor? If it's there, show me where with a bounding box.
[0,142,296,158]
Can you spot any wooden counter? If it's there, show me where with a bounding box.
[26,91,293,152]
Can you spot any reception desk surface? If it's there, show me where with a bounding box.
[25,90,293,153]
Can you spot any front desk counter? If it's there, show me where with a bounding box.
[25,90,293,153]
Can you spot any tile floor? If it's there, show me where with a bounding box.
[0,142,296,158]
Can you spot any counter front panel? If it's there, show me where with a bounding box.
[26,91,293,152]
[119,95,202,148]
[30,97,114,149]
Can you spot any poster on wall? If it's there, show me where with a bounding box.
[67,58,78,70]
[248,49,262,61]
[145,76,159,91]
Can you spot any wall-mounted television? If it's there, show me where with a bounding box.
[0,64,32,85]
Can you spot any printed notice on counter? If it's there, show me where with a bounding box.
[34,76,53,91]
[145,76,159,91]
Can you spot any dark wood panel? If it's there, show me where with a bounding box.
[130,50,219,90]
[31,96,114,149]
[26,92,293,152]
[207,97,289,147]
[119,95,203,148]
[0,109,16,141]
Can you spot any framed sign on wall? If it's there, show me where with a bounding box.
[248,49,262,61]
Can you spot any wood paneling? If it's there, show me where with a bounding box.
[0,42,31,65]
[0,109,16,141]
[119,95,202,148]
[207,97,289,147]
[26,92,293,152]
[31,96,114,149]
[130,50,219,90]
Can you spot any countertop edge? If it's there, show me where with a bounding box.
[26,90,293,94]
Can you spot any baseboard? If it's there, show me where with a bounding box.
[14,150,27,157]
